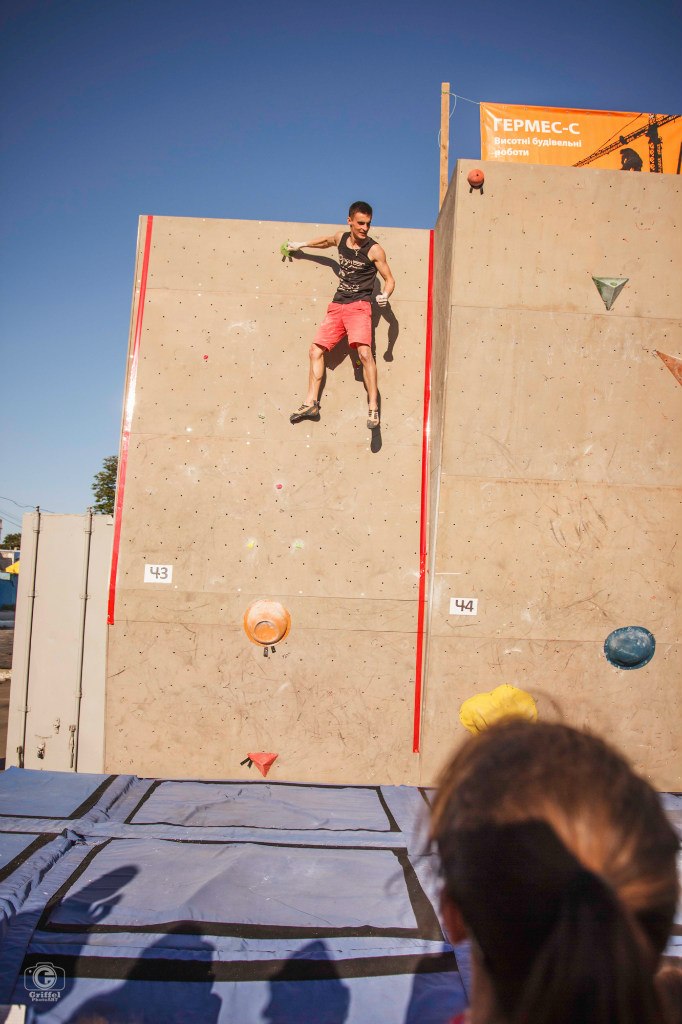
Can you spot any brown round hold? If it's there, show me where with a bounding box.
[467,168,485,188]
[243,599,291,646]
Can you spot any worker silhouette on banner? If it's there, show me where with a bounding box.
[287,201,395,432]
[620,147,644,171]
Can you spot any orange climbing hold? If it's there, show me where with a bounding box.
[467,168,485,190]
[656,350,682,387]
[243,599,291,646]
[248,752,278,777]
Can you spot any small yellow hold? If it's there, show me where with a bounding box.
[459,684,538,735]
[246,539,256,550]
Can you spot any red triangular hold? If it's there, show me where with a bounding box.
[656,350,682,387]
[247,752,278,777]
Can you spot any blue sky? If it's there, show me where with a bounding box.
[1,0,681,534]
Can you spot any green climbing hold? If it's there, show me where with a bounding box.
[592,276,628,311]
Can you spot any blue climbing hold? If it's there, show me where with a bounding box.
[604,626,655,670]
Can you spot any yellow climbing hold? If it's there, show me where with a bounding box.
[459,684,538,734]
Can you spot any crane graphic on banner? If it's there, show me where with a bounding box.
[574,113,680,173]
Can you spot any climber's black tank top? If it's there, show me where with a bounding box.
[333,232,377,303]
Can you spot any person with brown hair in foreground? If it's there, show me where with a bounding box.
[430,719,681,1024]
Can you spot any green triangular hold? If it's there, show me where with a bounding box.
[592,276,628,311]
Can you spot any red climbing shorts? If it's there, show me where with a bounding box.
[313,300,372,350]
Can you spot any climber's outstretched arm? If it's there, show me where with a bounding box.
[287,231,342,251]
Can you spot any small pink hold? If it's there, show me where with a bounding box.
[276,483,283,490]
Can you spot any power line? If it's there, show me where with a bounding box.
[0,519,23,544]
[0,494,57,513]
[0,507,24,528]
[444,90,480,105]
[438,90,481,148]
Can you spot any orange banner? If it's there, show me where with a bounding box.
[480,103,681,173]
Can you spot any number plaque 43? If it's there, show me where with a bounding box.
[144,564,173,584]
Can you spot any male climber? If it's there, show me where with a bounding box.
[287,201,395,430]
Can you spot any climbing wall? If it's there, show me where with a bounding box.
[420,161,682,789]
[105,216,431,782]
[107,167,681,788]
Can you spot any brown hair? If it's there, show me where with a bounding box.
[430,719,679,1024]
[656,967,682,1024]
[348,200,372,218]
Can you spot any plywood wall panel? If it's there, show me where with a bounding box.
[145,217,429,302]
[118,437,420,600]
[132,291,426,445]
[430,476,681,641]
[107,620,417,783]
[116,591,417,633]
[451,163,682,319]
[107,216,430,781]
[428,175,459,556]
[420,161,682,787]
[441,307,682,485]
[420,637,681,791]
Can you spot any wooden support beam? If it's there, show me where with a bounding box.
[439,82,450,210]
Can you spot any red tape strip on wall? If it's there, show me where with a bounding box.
[107,215,154,626]
[413,229,435,753]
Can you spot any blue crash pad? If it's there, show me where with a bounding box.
[0,768,467,1023]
